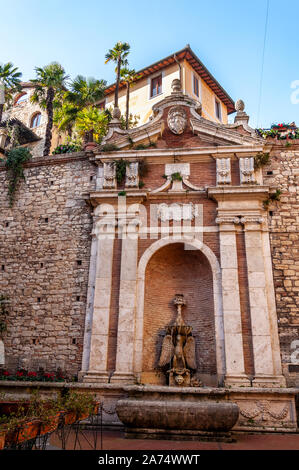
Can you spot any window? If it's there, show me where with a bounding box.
[150,74,162,98]
[14,93,28,106]
[30,112,42,128]
[215,99,222,121]
[193,75,199,97]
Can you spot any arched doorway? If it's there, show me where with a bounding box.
[134,239,224,386]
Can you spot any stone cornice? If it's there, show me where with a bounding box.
[93,144,265,165]
[87,190,147,207]
[208,185,270,201]
[0,151,88,171]
[190,117,262,147]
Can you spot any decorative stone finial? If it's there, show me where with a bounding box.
[234,98,249,125]
[113,107,121,120]
[235,99,245,113]
[171,78,182,94]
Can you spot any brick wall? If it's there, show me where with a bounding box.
[0,153,96,377]
[142,243,217,385]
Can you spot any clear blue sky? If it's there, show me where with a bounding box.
[1,0,298,128]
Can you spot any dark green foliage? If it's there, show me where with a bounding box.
[171,172,183,181]
[5,147,32,206]
[52,143,82,155]
[254,152,270,169]
[100,143,120,152]
[114,159,129,184]
[263,189,282,209]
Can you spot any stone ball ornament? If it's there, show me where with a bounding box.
[167,106,187,135]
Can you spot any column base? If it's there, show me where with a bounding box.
[224,374,251,388]
[82,370,110,384]
[110,372,136,384]
[252,375,286,388]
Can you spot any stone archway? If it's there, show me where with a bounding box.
[134,237,225,386]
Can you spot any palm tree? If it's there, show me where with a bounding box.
[0,62,22,123]
[65,75,106,109]
[120,67,139,129]
[56,75,106,139]
[31,62,69,156]
[105,42,130,110]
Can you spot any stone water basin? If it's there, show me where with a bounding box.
[116,385,239,441]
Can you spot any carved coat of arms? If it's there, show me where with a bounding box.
[167,106,187,135]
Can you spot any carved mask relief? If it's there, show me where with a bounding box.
[167,106,187,135]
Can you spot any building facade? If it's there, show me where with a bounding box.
[0,48,298,432]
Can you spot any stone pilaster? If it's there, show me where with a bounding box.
[83,217,115,383]
[242,217,285,387]
[110,220,139,384]
[216,216,251,387]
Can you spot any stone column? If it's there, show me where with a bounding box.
[110,220,138,384]
[83,218,115,383]
[242,217,285,387]
[216,216,251,387]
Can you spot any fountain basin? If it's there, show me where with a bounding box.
[116,385,239,441]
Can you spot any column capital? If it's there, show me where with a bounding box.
[215,216,241,227]
[240,216,265,225]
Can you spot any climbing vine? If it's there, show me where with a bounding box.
[5,146,32,207]
[254,152,270,169]
[263,189,282,209]
[114,159,129,185]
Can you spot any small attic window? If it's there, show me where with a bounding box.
[193,75,199,97]
[14,92,28,106]
[215,98,222,121]
[150,74,162,98]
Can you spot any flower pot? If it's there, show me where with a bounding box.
[4,418,41,446]
[0,432,5,450]
[84,142,98,151]
[39,413,60,435]
[61,403,99,425]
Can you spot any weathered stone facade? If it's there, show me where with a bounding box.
[1,84,61,157]
[263,144,299,386]
[0,78,297,415]
[0,153,96,377]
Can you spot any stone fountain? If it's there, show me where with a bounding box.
[116,295,239,441]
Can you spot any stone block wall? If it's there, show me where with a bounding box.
[263,143,299,386]
[0,153,96,377]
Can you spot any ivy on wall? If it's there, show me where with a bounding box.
[5,146,32,206]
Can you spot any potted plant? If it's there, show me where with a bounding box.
[75,107,108,151]
[60,391,99,425]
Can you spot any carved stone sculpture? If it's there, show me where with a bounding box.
[239,157,256,184]
[125,162,139,188]
[158,294,197,386]
[167,106,187,135]
[216,158,231,185]
[103,162,117,189]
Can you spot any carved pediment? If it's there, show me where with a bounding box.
[100,81,261,150]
